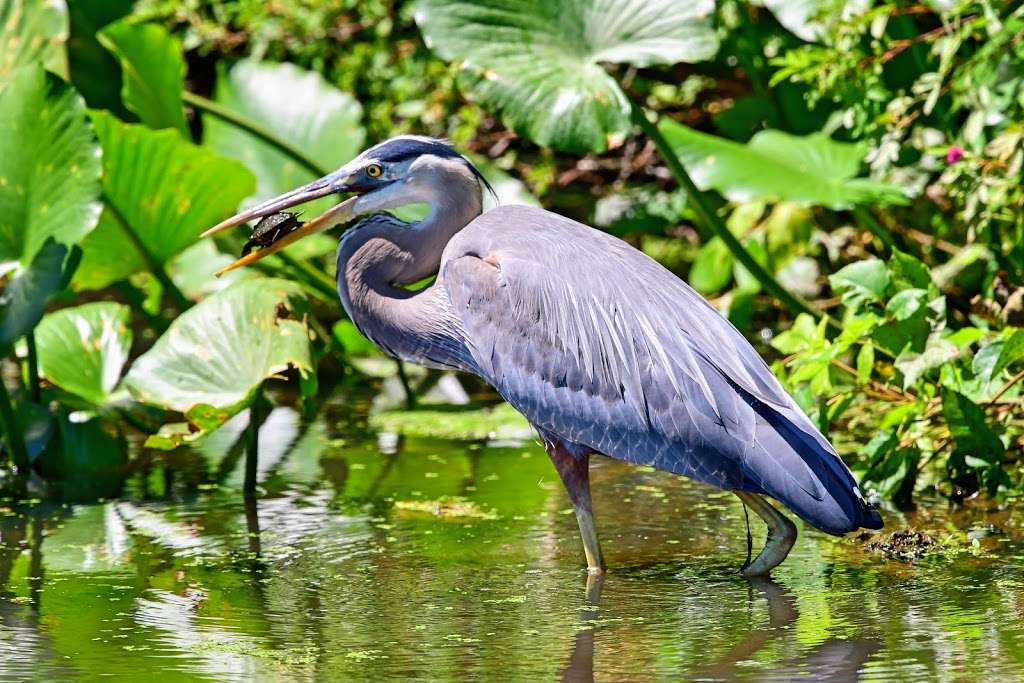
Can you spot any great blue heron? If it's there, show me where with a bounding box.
[204,136,883,576]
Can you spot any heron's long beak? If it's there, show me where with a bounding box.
[201,169,361,277]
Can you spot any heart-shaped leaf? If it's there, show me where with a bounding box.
[124,278,315,416]
[74,111,255,290]
[0,65,102,267]
[0,238,68,348]
[416,0,718,153]
[66,0,134,114]
[659,121,907,209]
[98,20,188,135]
[0,0,69,89]
[35,302,132,406]
[204,59,364,217]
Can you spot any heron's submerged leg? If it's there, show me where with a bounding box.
[734,491,797,577]
[545,441,605,574]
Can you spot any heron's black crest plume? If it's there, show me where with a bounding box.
[367,136,498,202]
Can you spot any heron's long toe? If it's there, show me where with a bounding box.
[735,491,797,577]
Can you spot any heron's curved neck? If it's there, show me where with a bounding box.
[335,176,481,367]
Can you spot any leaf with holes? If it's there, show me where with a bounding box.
[98,20,188,135]
[416,0,718,153]
[0,66,102,268]
[123,278,315,416]
[35,302,132,406]
[73,111,254,291]
[660,122,906,209]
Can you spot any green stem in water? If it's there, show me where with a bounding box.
[244,391,264,498]
[0,377,28,470]
[628,99,828,328]
[183,91,327,177]
[25,332,40,403]
[102,194,192,313]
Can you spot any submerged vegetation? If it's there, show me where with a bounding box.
[2,0,1024,514]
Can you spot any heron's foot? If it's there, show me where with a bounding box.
[735,491,797,577]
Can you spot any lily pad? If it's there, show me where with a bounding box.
[73,111,255,290]
[98,20,188,135]
[0,0,69,88]
[416,0,718,153]
[124,278,315,416]
[34,302,132,406]
[0,65,102,267]
[369,403,533,441]
[659,121,906,209]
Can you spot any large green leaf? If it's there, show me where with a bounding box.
[757,0,870,43]
[123,278,315,415]
[0,0,68,88]
[35,302,132,406]
[659,121,907,209]
[74,111,255,290]
[98,20,188,135]
[0,238,67,348]
[0,65,102,267]
[416,0,718,153]
[66,0,134,114]
[204,59,364,218]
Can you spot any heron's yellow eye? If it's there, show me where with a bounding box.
[366,163,383,178]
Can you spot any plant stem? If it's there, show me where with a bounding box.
[102,194,192,313]
[25,333,40,403]
[244,392,263,498]
[0,377,28,470]
[852,207,897,251]
[183,91,327,177]
[275,251,338,299]
[628,100,825,326]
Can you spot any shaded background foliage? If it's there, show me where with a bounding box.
[1,0,1023,510]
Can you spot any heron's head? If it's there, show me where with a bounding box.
[203,136,494,275]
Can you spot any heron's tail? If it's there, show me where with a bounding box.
[739,391,883,536]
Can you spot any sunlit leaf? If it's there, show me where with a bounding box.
[830,259,890,305]
[0,238,67,348]
[895,336,958,388]
[35,302,132,406]
[756,0,870,43]
[98,20,188,135]
[74,111,255,290]
[205,59,364,218]
[0,65,102,267]
[124,278,315,416]
[660,121,906,209]
[688,238,733,295]
[991,329,1024,380]
[416,0,718,153]
[0,0,68,88]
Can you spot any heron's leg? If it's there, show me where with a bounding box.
[734,491,797,577]
[546,441,605,574]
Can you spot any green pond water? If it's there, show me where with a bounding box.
[1,395,1023,681]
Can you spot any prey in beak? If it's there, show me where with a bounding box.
[202,168,365,277]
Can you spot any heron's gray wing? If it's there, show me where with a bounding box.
[442,206,880,534]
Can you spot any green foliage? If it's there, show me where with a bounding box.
[416,0,718,152]
[97,20,189,134]
[0,0,69,87]
[35,302,133,407]
[124,278,316,416]
[0,65,102,266]
[74,111,254,290]
[0,239,69,350]
[660,121,906,208]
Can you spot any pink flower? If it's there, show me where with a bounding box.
[946,146,964,164]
